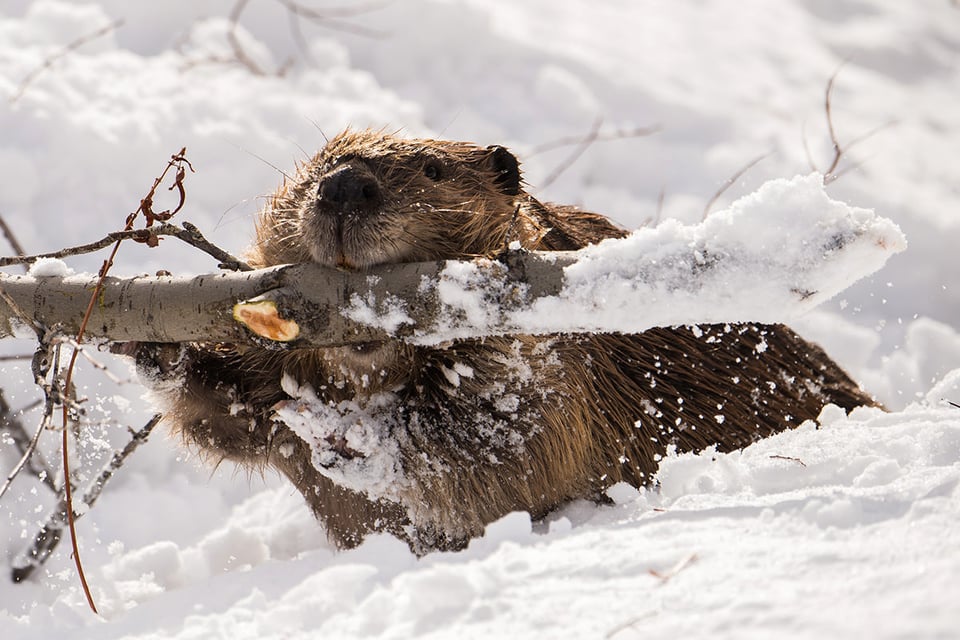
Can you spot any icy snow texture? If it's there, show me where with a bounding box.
[0,2,958,639]
[404,174,904,342]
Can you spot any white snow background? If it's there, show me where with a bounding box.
[0,1,958,638]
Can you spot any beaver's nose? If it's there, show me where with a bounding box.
[317,162,383,215]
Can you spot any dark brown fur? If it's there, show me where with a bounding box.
[140,129,876,552]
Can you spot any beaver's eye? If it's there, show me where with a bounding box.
[423,161,442,181]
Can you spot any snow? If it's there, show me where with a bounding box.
[398,173,905,342]
[25,257,72,277]
[0,1,958,638]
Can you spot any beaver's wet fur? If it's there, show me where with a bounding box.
[141,129,876,552]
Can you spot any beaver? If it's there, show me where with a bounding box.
[136,129,876,552]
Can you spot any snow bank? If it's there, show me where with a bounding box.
[4,399,955,639]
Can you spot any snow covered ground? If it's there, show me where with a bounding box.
[0,1,958,638]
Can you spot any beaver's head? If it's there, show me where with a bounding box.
[285,129,523,270]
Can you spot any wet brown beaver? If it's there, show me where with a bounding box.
[138,129,875,552]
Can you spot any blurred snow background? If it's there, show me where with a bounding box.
[0,1,957,638]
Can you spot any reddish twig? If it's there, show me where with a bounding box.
[57,147,192,614]
[648,552,698,583]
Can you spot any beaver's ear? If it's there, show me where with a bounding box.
[483,145,521,196]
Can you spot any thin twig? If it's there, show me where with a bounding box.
[0,392,55,495]
[187,0,386,77]
[9,19,124,105]
[812,66,895,185]
[226,0,269,76]
[83,415,161,509]
[648,552,698,583]
[605,612,657,639]
[530,124,661,156]
[822,67,846,180]
[55,148,192,612]
[12,414,162,583]
[769,454,807,467]
[0,354,33,362]
[56,337,135,386]
[0,222,251,271]
[1,334,62,503]
[702,152,772,220]
[277,0,388,38]
[536,120,661,190]
[0,397,55,501]
[0,214,28,273]
[539,117,604,190]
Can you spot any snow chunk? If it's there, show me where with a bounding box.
[605,482,640,505]
[27,257,73,277]
[514,173,906,335]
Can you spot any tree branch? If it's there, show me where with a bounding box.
[11,414,161,583]
[9,19,124,105]
[0,222,251,271]
[0,189,905,348]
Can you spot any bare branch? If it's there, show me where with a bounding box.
[823,69,844,179]
[769,454,807,467]
[1,335,63,503]
[535,119,661,191]
[0,212,903,349]
[530,123,661,156]
[812,66,894,185]
[11,414,161,583]
[0,222,251,271]
[539,117,604,190]
[9,19,124,105]
[648,552,698,583]
[77,414,162,513]
[702,152,772,220]
[226,0,269,76]
[276,0,388,38]
[184,0,386,76]
[0,391,55,495]
[0,214,29,270]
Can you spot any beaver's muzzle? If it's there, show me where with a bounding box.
[317,160,384,217]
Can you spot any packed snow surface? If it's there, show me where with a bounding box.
[0,2,957,639]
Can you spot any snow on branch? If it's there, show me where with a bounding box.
[0,174,905,348]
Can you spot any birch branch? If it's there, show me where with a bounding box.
[0,174,906,348]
